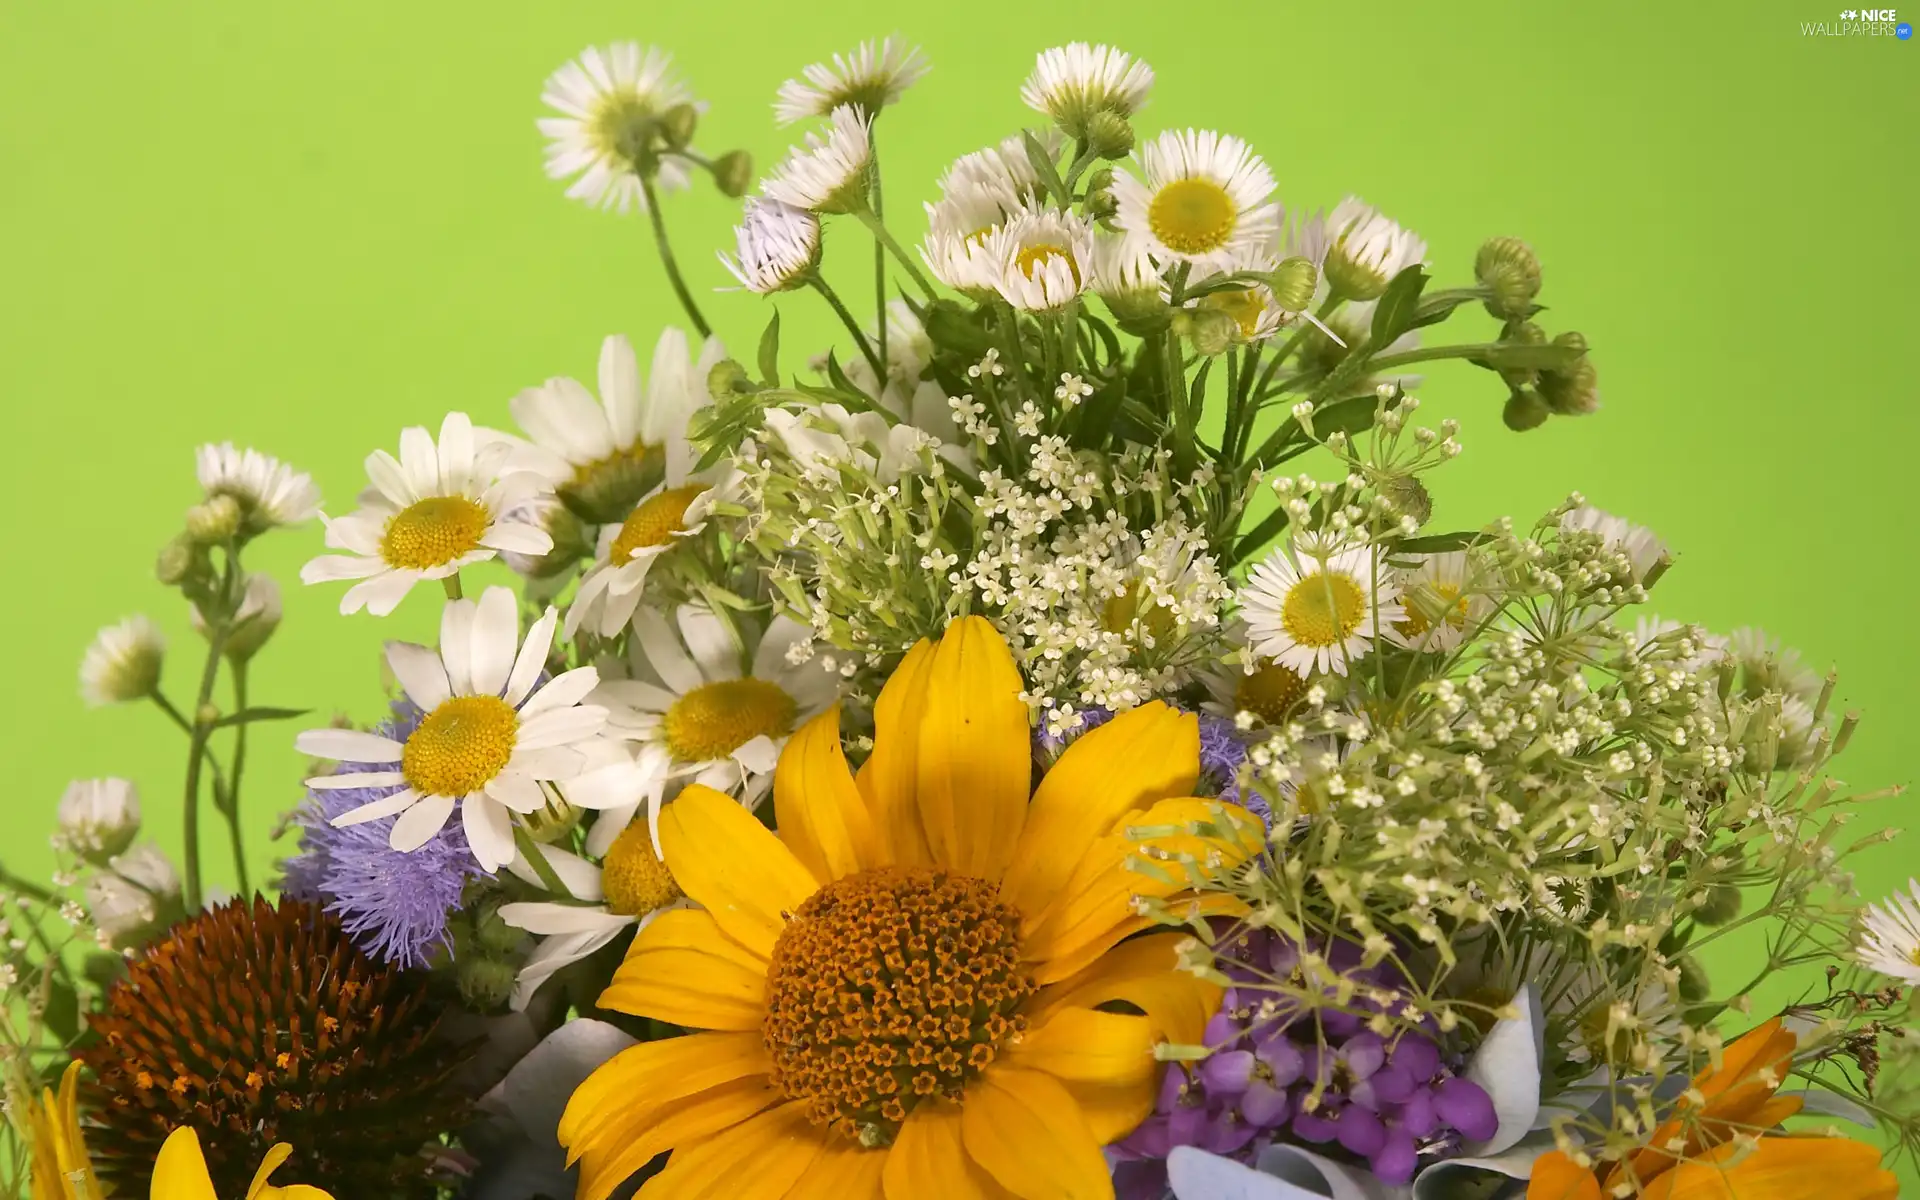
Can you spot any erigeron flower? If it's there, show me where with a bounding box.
[988,205,1094,311]
[1190,237,1290,343]
[1319,195,1428,301]
[1091,231,1168,309]
[300,412,552,617]
[922,182,1023,295]
[1390,551,1487,653]
[539,43,697,213]
[594,606,838,839]
[1560,503,1671,584]
[566,459,740,640]
[761,104,873,214]
[85,844,182,944]
[719,196,821,293]
[79,615,165,706]
[498,820,685,1009]
[1201,646,1312,729]
[1858,878,1920,983]
[295,587,643,872]
[195,444,321,531]
[508,329,726,523]
[1021,43,1154,137]
[57,777,141,862]
[1112,129,1281,271]
[773,36,929,125]
[1241,542,1402,678]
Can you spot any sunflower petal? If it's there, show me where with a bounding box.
[578,1076,786,1200]
[913,616,1031,880]
[1026,933,1222,1047]
[1527,1151,1603,1200]
[885,1101,1020,1200]
[558,1030,770,1157]
[1004,1008,1157,1089]
[1638,1136,1897,1200]
[598,908,768,1029]
[635,1101,829,1200]
[1002,702,1199,917]
[660,784,819,958]
[781,1138,889,1200]
[858,638,936,865]
[775,705,879,882]
[960,1067,1114,1200]
[151,1128,219,1200]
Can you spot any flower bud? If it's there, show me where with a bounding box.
[711,149,754,199]
[1539,356,1601,416]
[78,616,165,707]
[191,573,282,662]
[1502,388,1551,432]
[1084,111,1134,160]
[1267,257,1319,315]
[1498,321,1547,388]
[707,359,753,401]
[1677,955,1712,1002]
[456,955,520,1011]
[659,103,699,151]
[155,536,199,587]
[473,907,525,958]
[1475,236,1542,319]
[1179,306,1239,358]
[1378,475,1433,527]
[57,778,142,864]
[1081,185,1118,223]
[1692,882,1742,926]
[185,493,244,544]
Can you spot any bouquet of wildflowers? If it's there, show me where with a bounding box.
[9,32,1919,1200]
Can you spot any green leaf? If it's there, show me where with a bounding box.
[1475,342,1585,371]
[757,309,781,387]
[211,706,309,729]
[924,300,995,357]
[1394,531,1487,554]
[1409,291,1480,331]
[1021,130,1071,205]
[690,391,775,471]
[1369,264,1429,348]
[1311,392,1380,438]
[823,351,874,410]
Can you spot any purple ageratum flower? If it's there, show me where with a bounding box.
[282,700,491,969]
[1115,929,1497,1189]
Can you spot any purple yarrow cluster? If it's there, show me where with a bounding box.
[282,700,490,969]
[1113,929,1496,1195]
[1033,707,1259,820]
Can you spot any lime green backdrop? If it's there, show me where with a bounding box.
[4,0,1916,1184]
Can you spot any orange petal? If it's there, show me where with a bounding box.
[577,1076,785,1200]
[913,616,1031,880]
[1638,1136,1898,1200]
[859,638,936,865]
[660,783,819,958]
[776,705,879,882]
[782,1137,889,1200]
[960,1067,1115,1199]
[598,909,767,1029]
[884,1101,1019,1200]
[1026,933,1222,1048]
[558,1030,769,1158]
[635,1102,831,1200]
[1526,1151,1603,1200]
[1002,702,1199,918]
[1004,1008,1157,1089]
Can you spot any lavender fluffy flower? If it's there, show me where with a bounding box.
[283,700,490,968]
[1115,929,1496,1193]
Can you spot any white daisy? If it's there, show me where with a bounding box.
[300,413,552,617]
[593,606,838,844]
[57,777,141,861]
[79,615,164,706]
[1091,232,1167,304]
[507,329,726,522]
[1200,647,1311,728]
[773,36,929,126]
[760,104,873,215]
[719,196,821,293]
[936,130,1059,206]
[1858,879,1920,984]
[294,587,646,872]
[1111,129,1281,271]
[988,205,1094,311]
[1240,543,1401,678]
[1021,43,1154,136]
[565,461,739,640]
[1559,504,1670,585]
[1389,551,1489,654]
[195,444,321,531]
[497,819,683,1010]
[538,43,697,213]
[1319,195,1427,301]
[828,302,968,470]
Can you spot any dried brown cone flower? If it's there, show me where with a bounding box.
[80,895,471,1197]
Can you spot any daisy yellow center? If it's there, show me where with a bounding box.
[380,496,490,570]
[661,679,798,762]
[1234,663,1307,725]
[1101,585,1176,641]
[1457,983,1516,1037]
[1280,571,1366,649]
[1399,583,1468,640]
[762,866,1034,1146]
[1148,178,1238,256]
[588,90,658,163]
[402,695,519,798]
[1014,242,1081,286]
[1204,288,1266,340]
[610,485,708,564]
[600,821,682,917]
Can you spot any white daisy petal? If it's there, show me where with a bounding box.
[470,586,520,697]
[499,903,633,937]
[521,667,602,720]
[463,793,515,872]
[518,707,609,751]
[390,793,457,851]
[506,928,620,1012]
[676,605,740,682]
[306,771,408,791]
[509,746,588,781]
[599,334,644,450]
[486,773,552,814]
[505,607,560,708]
[330,790,420,828]
[299,554,386,584]
[561,762,649,811]
[634,608,703,694]
[505,843,607,900]
[441,598,477,694]
[385,640,453,711]
[398,425,441,496]
[437,411,476,492]
[585,802,642,858]
[296,728,405,763]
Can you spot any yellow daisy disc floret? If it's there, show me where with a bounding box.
[558,616,1263,1200]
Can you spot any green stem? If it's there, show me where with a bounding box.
[1063,139,1099,194]
[182,557,239,911]
[442,573,463,601]
[224,663,252,897]
[869,137,888,381]
[811,276,885,380]
[639,171,713,339]
[513,822,575,900]
[852,207,937,300]
[1365,342,1500,372]
[0,867,59,905]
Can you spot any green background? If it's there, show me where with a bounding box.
[3,0,1916,1185]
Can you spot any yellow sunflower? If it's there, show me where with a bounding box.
[559,615,1261,1200]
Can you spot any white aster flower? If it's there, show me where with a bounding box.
[1389,551,1488,654]
[719,196,821,293]
[989,205,1094,311]
[773,36,929,126]
[79,616,165,706]
[1560,504,1670,585]
[937,131,1059,205]
[1858,879,1920,984]
[1241,543,1401,678]
[1190,236,1290,343]
[760,104,873,214]
[1021,43,1154,135]
[538,43,697,213]
[195,444,321,530]
[300,412,552,616]
[1200,646,1312,729]
[827,302,968,469]
[1320,195,1428,301]
[1091,232,1167,302]
[295,587,645,872]
[57,778,141,861]
[1112,129,1281,271]
[593,607,838,841]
